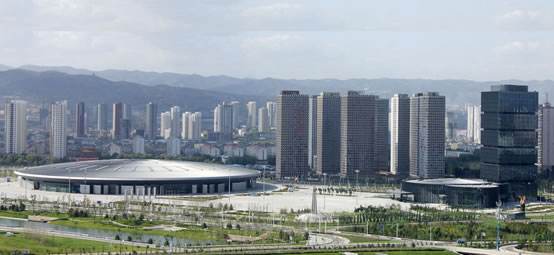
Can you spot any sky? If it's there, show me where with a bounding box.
[1,0,554,80]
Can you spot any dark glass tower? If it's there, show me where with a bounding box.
[480,85,538,201]
[75,102,86,137]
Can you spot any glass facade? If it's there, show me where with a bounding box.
[480,85,538,201]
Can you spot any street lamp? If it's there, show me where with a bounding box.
[496,200,502,251]
[354,169,360,190]
[322,173,327,210]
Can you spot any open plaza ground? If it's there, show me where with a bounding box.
[0,180,426,213]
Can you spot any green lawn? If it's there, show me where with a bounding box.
[0,232,148,254]
[0,210,68,219]
[52,217,306,244]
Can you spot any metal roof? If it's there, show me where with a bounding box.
[15,159,259,182]
[404,178,499,187]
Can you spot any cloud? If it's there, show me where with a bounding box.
[240,2,303,18]
[494,41,541,53]
[241,34,302,51]
[496,9,554,30]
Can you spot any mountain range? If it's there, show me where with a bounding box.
[3,64,554,107]
[0,69,262,113]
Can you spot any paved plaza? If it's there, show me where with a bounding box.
[0,179,427,213]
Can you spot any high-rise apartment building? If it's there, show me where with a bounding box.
[191,112,202,140]
[258,107,270,133]
[409,92,445,179]
[112,103,123,140]
[182,112,202,140]
[316,92,341,176]
[97,104,108,131]
[160,111,171,139]
[481,85,538,201]
[246,101,257,130]
[166,137,181,156]
[445,111,456,141]
[170,106,181,138]
[340,91,376,177]
[538,102,554,171]
[276,91,309,179]
[5,100,27,154]
[75,102,86,137]
[182,112,191,139]
[266,101,277,128]
[375,98,390,171]
[145,102,158,140]
[132,135,145,154]
[50,101,67,159]
[214,103,233,141]
[466,104,481,144]
[390,94,410,177]
[230,101,241,129]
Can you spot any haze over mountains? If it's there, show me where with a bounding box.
[0,69,258,113]
[3,64,554,107]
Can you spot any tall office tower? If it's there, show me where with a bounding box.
[466,104,482,144]
[375,98,390,171]
[160,111,171,139]
[50,101,67,159]
[170,106,181,138]
[230,101,241,129]
[182,112,191,139]
[123,104,132,120]
[213,103,233,141]
[316,92,341,176]
[96,104,108,131]
[39,103,49,130]
[258,107,270,133]
[145,102,157,140]
[122,104,132,139]
[5,100,27,154]
[390,94,410,177]
[308,95,318,169]
[276,91,309,179]
[112,103,123,140]
[246,101,257,130]
[121,119,131,139]
[409,92,445,179]
[481,85,538,201]
[538,102,554,172]
[75,102,86,137]
[266,101,277,128]
[340,91,376,177]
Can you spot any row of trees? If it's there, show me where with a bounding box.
[346,205,479,225]
[317,187,353,196]
[0,154,68,167]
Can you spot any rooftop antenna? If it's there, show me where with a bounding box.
[546,92,549,104]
